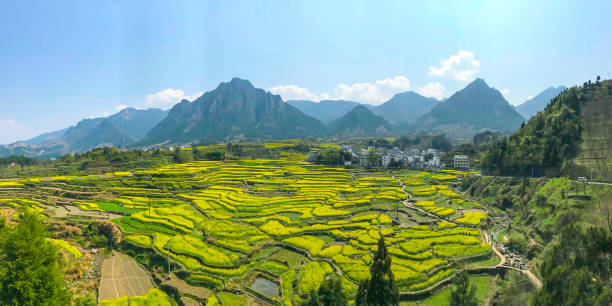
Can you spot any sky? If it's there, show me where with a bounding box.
[1,0,611,144]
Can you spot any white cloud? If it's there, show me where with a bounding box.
[269,76,412,105]
[115,105,128,112]
[501,88,510,95]
[428,50,480,82]
[0,118,32,144]
[143,88,202,109]
[268,85,331,102]
[334,76,412,104]
[525,95,534,101]
[415,82,446,100]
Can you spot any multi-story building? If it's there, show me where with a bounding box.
[453,155,470,169]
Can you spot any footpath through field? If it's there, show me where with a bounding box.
[389,171,543,290]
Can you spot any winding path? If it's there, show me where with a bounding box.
[387,171,542,290]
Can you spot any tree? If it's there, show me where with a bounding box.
[355,237,399,306]
[311,275,348,306]
[173,148,194,163]
[0,210,71,305]
[449,270,477,306]
[534,225,611,305]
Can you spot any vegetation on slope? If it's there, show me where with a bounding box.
[0,211,71,304]
[459,175,612,304]
[482,78,611,178]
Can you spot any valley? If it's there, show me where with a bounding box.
[0,147,508,305]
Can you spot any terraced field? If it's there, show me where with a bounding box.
[0,158,493,304]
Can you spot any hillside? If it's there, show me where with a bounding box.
[328,105,394,137]
[458,175,612,304]
[286,99,363,123]
[482,79,612,178]
[516,86,567,119]
[372,91,439,124]
[22,128,69,145]
[143,78,327,144]
[414,79,525,139]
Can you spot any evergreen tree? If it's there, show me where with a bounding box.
[0,210,71,305]
[449,270,477,306]
[355,237,399,306]
[304,290,322,306]
[303,275,348,306]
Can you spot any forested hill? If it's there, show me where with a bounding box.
[482,78,612,178]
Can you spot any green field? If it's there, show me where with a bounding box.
[0,153,493,305]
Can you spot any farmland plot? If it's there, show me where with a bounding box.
[1,157,492,304]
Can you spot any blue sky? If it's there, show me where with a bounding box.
[1,0,611,144]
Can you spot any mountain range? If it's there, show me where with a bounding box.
[328,105,394,138]
[515,86,567,119]
[286,100,363,123]
[371,91,440,124]
[413,78,526,139]
[288,91,440,125]
[0,108,168,158]
[141,78,328,145]
[2,77,567,158]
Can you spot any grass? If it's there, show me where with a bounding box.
[402,275,494,306]
[217,291,247,305]
[48,238,82,258]
[99,288,171,306]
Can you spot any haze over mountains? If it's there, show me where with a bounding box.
[515,86,567,119]
[286,100,363,123]
[1,77,567,158]
[328,105,394,138]
[0,108,168,158]
[288,91,439,125]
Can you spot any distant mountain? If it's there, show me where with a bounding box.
[516,86,567,118]
[142,78,327,145]
[61,107,169,151]
[22,128,68,145]
[286,99,363,123]
[0,108,168,158]
[328,105,394,138]
[106,108,169,139]
[414,78,525,139]
[372,91,440,124]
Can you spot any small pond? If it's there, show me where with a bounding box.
[250,277,279,297]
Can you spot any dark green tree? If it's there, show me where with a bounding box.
[304,289,322,306]
[0,210,71,305]
[355,237,399,306]
[173,148,194,163]
[449,270,477,306]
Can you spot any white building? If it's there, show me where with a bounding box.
[428,156,441,168]
[454,155,470,169]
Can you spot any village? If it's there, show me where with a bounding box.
[308,144,472,170]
